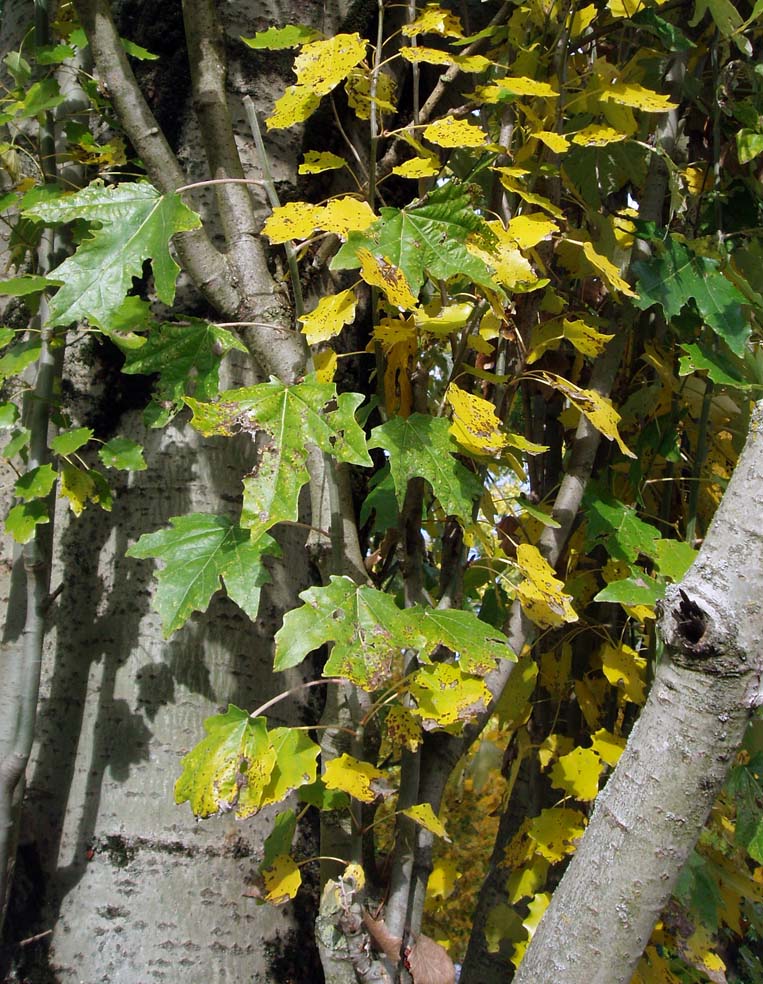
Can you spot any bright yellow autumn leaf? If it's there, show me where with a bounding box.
[357,248,418,308]
[428,859,458,899]
[393,156,441,178]
[507,857,549,904]
[528,806,586,862]
[533,130,570,154]
[299,289,356,344]
[590,727,626,766]
[299,150,346,174]
[522,892,551,936]
[505,213,559,249]
[537,372,636,457]
[345,69,396,120]
[579,240,636,296]
[600,643,647,703]
[570,3,597,36]
[402,803,451,841]
[423,116,486,148]
[266,85,321,129]
[262,201,323,242]
[549,746,602,801]
[402,5,464,38]
[313,348,337,383]
[293,33,367,95]
[608,0,668,17]
[494,171,565,219]
[571,123,628,146]
[600,82,678,112]
[479,77,559,100]
[323,752,385,803]
[516,543,578,629]
[446,382,508,455]
[414,301,473,335]
[409,663,491,730]
[381,704,422,754]
[321,197,376,237]
[262,854,302,904]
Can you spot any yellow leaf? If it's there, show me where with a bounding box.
[299,289,357,344]
[382,704,422,754]
[313,348,337,383]
[590,728,626,766]
[507,857,549,904]
[613,209,638,249]
[495,651,538,730]
[539,643,572,698]
[533,130,570,153]
[478,77,559,100]
[528,317,613,363]
[423,115,486,148]
[538,373,635,458]
[262,854,302,904]
[393,156,441,178]
[528,807,586,863]
[682,164,712,196]
[550,746,602,801]
[427,859,459,900]
[59,463,97,516]
[322,196,377,237]
[401,47,490,72]
[446,382,508,455]
[409,663,491,730]
[372,317,416,415]
[607,0,668,17]
[402,803,451,841]
[323,752,386,803]
[403,5,464,38]
[414,301,474,335]
[505,432,548,454]
[570,3,598,36]
[505,213,559,249]
[516,543,578,629]
[537,733,574,770]
[299,150,346,174]
[345,68,396,120]
[600,643,647,703]
[494,171,564,219]
[471,241,539,291]
[262,201,323,242]
[293,33,367,96]
[358,248,418,308]
[266,85,321,129]
[522,892,551,936]
[571,123,628,146]
[580,240,636,296]
[574,677,608,731]
[600,82,677,113]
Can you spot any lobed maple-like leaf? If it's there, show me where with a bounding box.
[126,513,278,636]
[368,413,481,523]
[583,489,661,562]
[185,378,371,542]
[24,182,201,326]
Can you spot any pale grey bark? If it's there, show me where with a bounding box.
[514,401,763,984]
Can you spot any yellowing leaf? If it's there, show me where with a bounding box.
[402,5,465,38]
[600,643,647,703]
[410,663,491,730]
[266,85,321,129]
[358,248,419,308]
[414,302,473,335]
[323,752,385,803]
[401,45,454,66]
[299,289,356,344]
[423,116,486,148]
[537,733,574,770]
[523,892,551,936]
[469,239,539,290]
[322,197,377,237]
[494,171,564,219]
[382,705,422,754]
[59,463,97,516]
[507,857,549,904]
[599,82,678,113]
[538,373,635,457]
[313,348,337,383]
[345,69,396,120]
[533,130,570,153]
[428,860,458,899]
[505,213,559,249]
[590,728,626,766]
[528,317,614,363]
[262,854,302,904]
[516,543,578,629]
[393,156,441,178]
[571,123,628,146]
[293,33,367,95]
[571,3,598,36]
[682,925,726,977]
[528,807,586,862]
[682,165,712,196]
[446,382,508,455]
[579,241,636,296]
[299,150,346,174]
[549,746,602,801]
[607,0,669,17]
[262,201,324,242]
[479,77,559,100]
[402,803,451,841]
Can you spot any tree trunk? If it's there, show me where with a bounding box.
[514,400,763,983]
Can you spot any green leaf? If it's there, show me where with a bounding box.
[261,728,321,807]
[0,338,42,380]
[584,490,661,563]
[121,320,247,421]
[121,38,159,60]
[728,753,763,862]
[678,342,750,388]
[0,327,15,348]
[14,463,57,502]
[594,573,663,607]
[3,427,30,458]
[126,514,278,636]
[262,810,297,869]
[242,25,320,49]
[5,500,49,543]
[0,402,19,429]
[186,379,371,541]
[34,43,77,64]
[412,607,514,674]
[98,437,147,471]
[631,9,694,50]
[368,414,481,523]
[24,182,201,326]
[737,129,763,165]
[653,539,698,581]
[0,274,63,297]
[332,181,496,293]
[175,706,276,818]
[0,78,64,124]
[50,426,94,456]
[633,237,751,356]
[298,779,350,810]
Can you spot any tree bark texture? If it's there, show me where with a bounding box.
[514,401,763,984]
